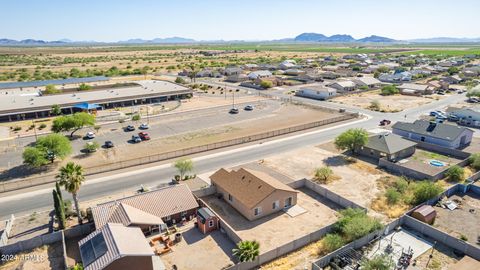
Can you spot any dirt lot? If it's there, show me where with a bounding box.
[161,226,236,270]
[433,191,480,247]
[74,103,342,169]
[262,144,393,221]
[330,91,447,112]
[203,187,341,252]
[7,211,52,243]
[0,243,64,270]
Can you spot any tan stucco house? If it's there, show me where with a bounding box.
[210,168,298,221]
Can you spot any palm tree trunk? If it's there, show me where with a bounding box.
[72,192,82,224]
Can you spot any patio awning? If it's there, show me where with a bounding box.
[74,102,102,110]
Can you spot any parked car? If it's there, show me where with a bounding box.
[379,119,391,126]
[131,135,142,143]
[85,132,95,139]
[229,108,239,114]
[436,114,448,120]
[125,125,135,131]
[244,105,254,111]
[104,141,114,148]
[429,110,445,117]
[138,132,150,140]
[139,123,149,130]
[448,114,459,122]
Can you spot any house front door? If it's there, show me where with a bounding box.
[284,197,292,208]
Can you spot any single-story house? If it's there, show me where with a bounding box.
[447,107,480,127]
[79,223,163,270]
[328,80,356,92]
[210,168,298,221]
[223,67,243,76]
[243,64,259,70]
[296,86,336,100]
[378,72,412,83]
[225,74,248,83]
[284,69,306,76]
[397,83,434,96]
[357,133,417,162]
[353,77,381,89]
[91,184,199,234]
[441,75,463,84]
[247,70,272,80]
[255,76,283,87]
[320,71,341,80]
[392,120,474,149]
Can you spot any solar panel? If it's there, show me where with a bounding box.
[0,76,109,90]
[80,232,108,266]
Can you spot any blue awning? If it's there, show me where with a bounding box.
[74,102,102,110]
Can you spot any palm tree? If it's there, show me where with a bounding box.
[56,162,85,224]
[232,240,260,262]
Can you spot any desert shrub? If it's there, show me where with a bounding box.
[369,100,381,111]
[413,181,443,205]
[39,123,47,129]
[335,208,383,241]
[445,165,465,182]
[323,233,345,252]
[385,188,401,204]
[361,254,394,270]
[314,166,334,183]
[393,177,409,193]
[381,85,399,95]
[468,153,480,170]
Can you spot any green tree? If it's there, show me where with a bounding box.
[335,208,382,242]
[45,84,61,94]
[131,114,141,122]
[232,240,260,262]
[173,158,194,180]
[260,80,273,89]
[334,128,369,155]
[78,83,92,91]
[52,112,95,138]
[314,167,334,183]
[361,254,394,270]
[413,181,443,204]
[22,147,48,167]
[380,85,399,95]
[36,133,72,163]
[468,153,480,170]
[84,142,99,153]
[448,67,459,75]
[445,165,465,182]
[51,104,62,116]
[175,77,186,84]
[57,162,85,224]
[376,66,389,74]
[323,233,345,252]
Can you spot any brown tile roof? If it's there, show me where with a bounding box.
[210,168,298,209]
[92,184,198,229]
[79,223,154,270]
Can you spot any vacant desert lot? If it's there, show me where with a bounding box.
[330,91,446,112]
[203,187,341,252]
[262,146,393,220]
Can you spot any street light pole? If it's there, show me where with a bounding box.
[32,120,38,142]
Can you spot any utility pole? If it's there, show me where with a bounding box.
[32,120,38,142]
[224,82,227,100]
[146,105,150,124]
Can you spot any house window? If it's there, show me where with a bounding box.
[254,207,262,216]
[272,200,279,210]
[285,197,293,208]
[208,220,215,228]
[228,194,233,202]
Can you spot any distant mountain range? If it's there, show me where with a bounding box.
[1,34,479,45]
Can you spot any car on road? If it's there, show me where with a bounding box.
[244,105,254,111]
[138,132,150,140]
[229,108,239,114]
[85,132,95,139]
[435,114,448,120]
[379,119,391,126]
[139,123,149,129]
[131,135,142,143]
[429,110,445,117]
[448,114,459,122]
[125,125,135,131]
[104,141,114,148]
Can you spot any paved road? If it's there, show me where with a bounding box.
[0,88,468,220]
[0,99,278,169]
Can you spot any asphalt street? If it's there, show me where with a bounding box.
[0,86,469,220]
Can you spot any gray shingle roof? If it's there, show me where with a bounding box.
[392,120,472,142]
[364,133,417,154]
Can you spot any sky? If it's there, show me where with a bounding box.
[1,0,479,41]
